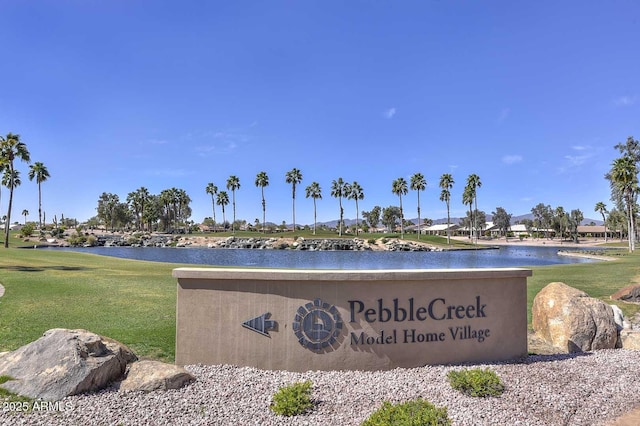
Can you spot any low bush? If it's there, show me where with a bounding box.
[361,399,451,426]
[270,380,313,416]
[447,368,504,397]
[20,224,35,238]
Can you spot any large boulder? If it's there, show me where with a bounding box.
[0,328,137,400]
[532,282,618,352]
[119,360,195,392]
[611,284,640,303]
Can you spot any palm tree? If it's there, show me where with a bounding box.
[28,161,49,230]
[555,206,566,240]
[21,209,28,224]
[331,178,347,236]
[410,173,427,239]
[466,174,481,243]
[439,173,454,245]
[392,177,408,238]
[0,133,30,248]
[462,185,474,240]
[255,171,269,233]
[216,191,230,230]
[594,202,609,243]
[226,175,241,234]
[305,182,322,235]
[609,156,638,252]
[205,183,218,229]
[347,182,364,236]
[285,168,303,232]
[127,187,150,232]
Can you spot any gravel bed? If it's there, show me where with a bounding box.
[1,349,639,425]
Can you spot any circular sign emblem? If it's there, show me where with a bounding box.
[293,298,343,351]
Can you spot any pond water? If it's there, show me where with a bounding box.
[54,245,597,269]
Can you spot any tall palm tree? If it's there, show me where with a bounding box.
[594,202,608,243]
[392,177,408,238]
[331,178,347,236]
[205,183,218,229]
[21,209,28,224]
[410,173,427,239]
[462,185,474,240]
[127,187,150,232]
[466,174,481,243]
[0,161,4,217]
[255,171,269,233]
[555,206,566,240]
[226,175,241,234]
[347,181,364,236]
[0,133,30,248]
[305,182,322,235]
[439,173,454,245]
[285,168,303,232]
[609,156,638,252]
[28,161,50,230]
[216,191,230,230]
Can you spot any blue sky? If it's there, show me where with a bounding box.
[1,1,638,226]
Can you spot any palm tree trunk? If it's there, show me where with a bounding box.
[399,196,404,239]
[417,192,421,240]
[38,182,42,229]
[446,203,451,245]
[4,186,14,248]
[313,199,317,235]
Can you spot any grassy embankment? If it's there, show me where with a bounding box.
[0,232,638,362]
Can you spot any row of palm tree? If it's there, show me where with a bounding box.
[0,133,50,248]
[203,169,478,242]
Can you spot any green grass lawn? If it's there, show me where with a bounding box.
[0,248,181,362]
[0,240,638,362]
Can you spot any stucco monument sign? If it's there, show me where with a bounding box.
[173,267,532,371]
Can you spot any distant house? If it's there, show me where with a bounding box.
[577,225,618,239]
[422,223,460,236]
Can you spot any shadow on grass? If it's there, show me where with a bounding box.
[0,266,92,272]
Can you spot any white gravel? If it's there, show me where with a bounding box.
[2,349,639,426]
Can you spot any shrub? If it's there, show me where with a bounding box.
[270,380,313,416]
[362,399,451,426]
[447,368,504,397]
[20,223,35,238]
[66,233,87,246]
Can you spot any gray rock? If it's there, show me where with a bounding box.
[532,282,618,352]
[0,328,137,400]
[620,330,640,350]
[119,360,195,392]
[611,284,640,303]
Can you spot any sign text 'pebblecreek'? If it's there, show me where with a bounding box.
[348,297,491,346]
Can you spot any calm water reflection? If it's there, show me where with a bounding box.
[55,245,596,269]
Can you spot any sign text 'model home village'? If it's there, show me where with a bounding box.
[348,297,491,345]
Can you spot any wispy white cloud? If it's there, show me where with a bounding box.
[183,129,248,157]
[564,154,590,167]
[502,154,523,165]
[613,95,637,107]
[498,108,510,123]
[557,145,595,173]
[383,107,396,119]
[195,141,238,156]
